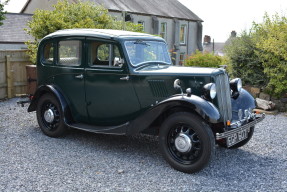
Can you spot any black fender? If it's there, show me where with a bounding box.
[231,88,256,121]
[127,94,220,135]
[27,85,72,124]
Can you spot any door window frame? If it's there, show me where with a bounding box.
[40,40,56,66]
[53,37,85,68]
[86,38,126,71]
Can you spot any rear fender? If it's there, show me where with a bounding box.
[27,85,72,124]
[127,95,220,135]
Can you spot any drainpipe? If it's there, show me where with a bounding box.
[173,19,180,65]
[187,22,189,56]
[196,21,203,51]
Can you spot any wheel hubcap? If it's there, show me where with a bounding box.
[44,109,55,123]
[167,124,202,164]
[175,133,192,153]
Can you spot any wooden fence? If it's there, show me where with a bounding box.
[0,50,32,99]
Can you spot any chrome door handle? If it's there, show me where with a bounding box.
[75,74,83,79]
[120,75,129,81]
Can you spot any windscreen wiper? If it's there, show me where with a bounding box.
[134,40,150,46]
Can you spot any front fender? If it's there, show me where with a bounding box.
[231,88,256,121]
[162,95,221,123]
[27,85,72,124]
[127,94,220,135]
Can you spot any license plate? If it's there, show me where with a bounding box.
[226,127,250,147]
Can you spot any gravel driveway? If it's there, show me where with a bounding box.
[0,98,286,191]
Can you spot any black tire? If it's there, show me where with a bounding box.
[217,126,254,149]
[36,93,68,137]
[159,112,215,173]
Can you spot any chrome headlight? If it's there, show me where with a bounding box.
[230,78,242,92]
[203,83,216,100]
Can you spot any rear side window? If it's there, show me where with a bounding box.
[42,42,54,64]
[58,40,82,66]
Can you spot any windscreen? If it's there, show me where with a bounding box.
[124,40,171,66]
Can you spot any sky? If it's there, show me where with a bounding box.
[3,0,287,42]
[179,0,287,42]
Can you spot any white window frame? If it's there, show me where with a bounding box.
[160,22,167,40]
[180,24,187,44]
[138,20,145,31]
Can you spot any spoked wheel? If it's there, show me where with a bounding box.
[167,124,202,165]
[159,112,215,173]
[36,93,68,137]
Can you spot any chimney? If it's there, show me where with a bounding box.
[231,31,237,37]
[203,35,211,44]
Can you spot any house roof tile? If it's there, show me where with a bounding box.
[0,13,33,43]
[21,0,203,22]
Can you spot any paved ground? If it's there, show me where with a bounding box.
[0,98,286,191]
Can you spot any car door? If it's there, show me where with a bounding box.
[85,38,141,126]
[53,38,88,123]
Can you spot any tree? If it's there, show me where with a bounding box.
[252,14,287,97]
[25,0,143,63]
[0,0,8,26]
[224,31,266,86]
[224,13,287,97]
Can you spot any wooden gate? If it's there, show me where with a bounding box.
[0,50,32,99]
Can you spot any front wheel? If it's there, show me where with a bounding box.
[36,93,68,137]
[159,112,215,173]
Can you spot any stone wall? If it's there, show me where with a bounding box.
[244,85,287,112]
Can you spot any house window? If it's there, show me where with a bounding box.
[138,21,145,31]
[160,22,167,40]
[179,52,185,66]
[180,24,187,44]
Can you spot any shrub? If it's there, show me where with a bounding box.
[184,50,231,73]
[253,14,287,97]
[224,13,287,97]
[224,31,266,86]
[184,50,224,67]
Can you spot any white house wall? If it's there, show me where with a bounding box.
[188,21,198,54]
[23,0,58,13]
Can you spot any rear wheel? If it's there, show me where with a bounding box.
[159,112,215,173]
[36,93,68,137]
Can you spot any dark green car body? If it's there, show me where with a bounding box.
[28,29,265,173]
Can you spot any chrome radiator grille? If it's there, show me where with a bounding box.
[215,73,232,123]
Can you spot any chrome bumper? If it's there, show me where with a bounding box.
[216,113,265,140]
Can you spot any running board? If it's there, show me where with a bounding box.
[68,122,129,135]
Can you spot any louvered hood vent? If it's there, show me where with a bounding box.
[148,80,169,98]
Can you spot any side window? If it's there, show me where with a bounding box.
[97,44,110,61]
[42,42,54,64]
[58,40,82,66]
[90,42,123,68]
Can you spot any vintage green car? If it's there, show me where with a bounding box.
[28,29,265,173]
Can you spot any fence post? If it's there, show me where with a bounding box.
[5,55,14,98]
